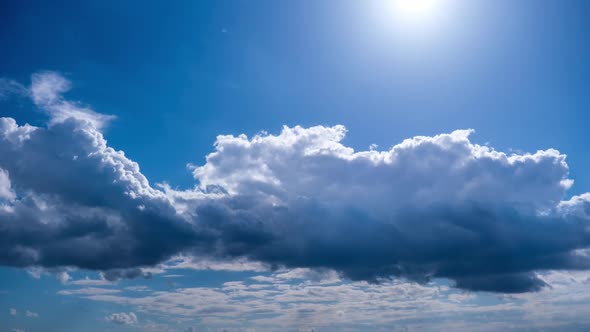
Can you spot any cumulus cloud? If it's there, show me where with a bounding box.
[10,308,17,316]
[176,125,590,292]
[1,72,590,293]
[105,312,138,325]
[0,116,193,271]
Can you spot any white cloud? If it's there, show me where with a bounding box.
[68,276,113,286]
[57,267,555,331]
[55,271,72,284]
[24,267,74,285]
[190,126,570,214]
[0,168,14,201]
[160,256,268,273]
[58,287,121,296]
[559,193,590,219]
[25,310,38,318]
[29,71,70,105]
[9,308,17,316]
[125,286,150,292]
[30,72,115,129]
[105,312,138,325]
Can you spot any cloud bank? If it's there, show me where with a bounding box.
[1,72,589,293]
[59,269,590,331]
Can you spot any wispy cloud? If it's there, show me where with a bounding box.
[30,71,115,129]
[55,268,590,331]
[105,312,138,325]
[25,310,38,318]
[58,287,121,296]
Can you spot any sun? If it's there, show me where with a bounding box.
[390,0,442,22]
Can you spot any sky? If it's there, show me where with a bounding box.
[1,0,590,331]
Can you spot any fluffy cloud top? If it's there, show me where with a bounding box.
[1,72,590,293]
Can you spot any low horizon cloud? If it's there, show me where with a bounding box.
[1,72,589,293]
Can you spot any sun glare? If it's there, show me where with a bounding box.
[394,0,439,17]
[389,0,443,23]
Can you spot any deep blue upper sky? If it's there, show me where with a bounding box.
[1,0,589,192]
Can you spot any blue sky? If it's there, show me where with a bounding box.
[1,1,590,331]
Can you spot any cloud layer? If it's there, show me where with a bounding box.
[57,269,590,331]
[1,72,589,292]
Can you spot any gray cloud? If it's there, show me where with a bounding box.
[102,268,152,282]
[1,72,590,292]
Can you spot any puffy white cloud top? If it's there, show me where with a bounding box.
[192,125,571,214]
[1,72,589,293]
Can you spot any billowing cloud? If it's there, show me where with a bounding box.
[0,114,194,271]
[175,124,590,292]
[1,72,590,292]
[105,312,138,325]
